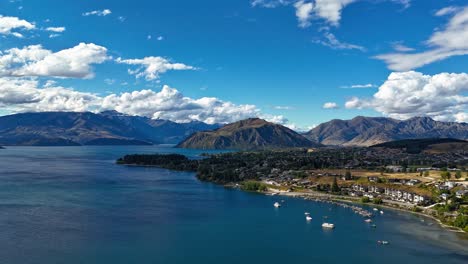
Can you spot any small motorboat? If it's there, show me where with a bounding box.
[365,219,373,223]
[306,216,313,221]
[371,224,377,228]
[274,202,281,208]
[377,240,389,245]
[304,212,310,215]
[322,223,335,229]
[380,211,384,215]
[373,208,378,211]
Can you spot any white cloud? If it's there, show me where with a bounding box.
[101,86,282,124]
[375,7,468,71]
[340,83,376,88]
[392,43,414,52]
[253,0,355,26]
[312,0,356,26]
[454,112,468,123]
[274,106,294,110]
[323,102,339,109]
[104,78,115,85]
[251,0,290,8]
[313,32,365,51]
[345,71,468,122]
[0,78,290,125]
[0,77,99,113]
[435,6,460,17]
[0,43,109,79]
[0,15,35,37]
[254,0,410,27]
[294,1,314,28]
[391,0,411,9]
[45,26,65,32]
[82,9,112,17]
[116,56,196,81]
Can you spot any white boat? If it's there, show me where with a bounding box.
[304,212,310,215]
[378,240,389,245]
[306,216,313,221]
[380,211,384,215]
[365,219,373,223]
[322,223,335,229]
[373,208,378,211]
[274,202,281,208]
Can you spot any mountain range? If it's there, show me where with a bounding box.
[0,111,219,146]
[304,116,468,146]
[0,112,466,148]
[177,118,319,150]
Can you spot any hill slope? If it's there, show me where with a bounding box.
[177,118,320,150]
[0,111,219,146]
[371,138,468,154]
[305,116,468,146]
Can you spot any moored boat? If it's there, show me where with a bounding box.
[274,202,281,208]
[322,223,335,229]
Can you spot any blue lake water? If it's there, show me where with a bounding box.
[0,146,467,264]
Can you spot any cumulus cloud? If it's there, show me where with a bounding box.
[0,43,109,79]
[345,71,468,122]
[252,0,355,26]
[312,0,356,26]
[294,1,314,28]
[323,102,339,109]
[0,78,289,125]
[254,0,411,27]
[101,86,264,124]
[0,15,35,37]
[116,56,196,81]
[313,32,365,51]
[375,7,468,71]
[82,9,112,17]
[0,77,99,113]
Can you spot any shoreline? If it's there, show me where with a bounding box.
[228,186,467,235]
[116,161,467,235]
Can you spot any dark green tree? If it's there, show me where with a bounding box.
[331,177,340,193]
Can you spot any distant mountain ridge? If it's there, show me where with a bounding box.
[0,111,219,146]
[305,116,468,146]
[371,138,468,154]
[177,118,320,150]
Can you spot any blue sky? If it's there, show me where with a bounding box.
[0,0,467,130]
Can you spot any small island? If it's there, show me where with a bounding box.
[118,139,468,233]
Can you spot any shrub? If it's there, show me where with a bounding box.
[241,181,267,192]
[373,197,383,204]
[361,197,370,203]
